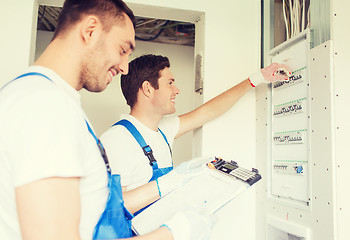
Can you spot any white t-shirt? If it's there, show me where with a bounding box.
[101,114,180,190]
[0,66,108,240]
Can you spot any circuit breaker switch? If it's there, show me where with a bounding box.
[274,162,305,175]
[295,165,303,174]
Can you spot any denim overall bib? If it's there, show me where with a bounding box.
[86,122,134,239]
[113,119,173,215]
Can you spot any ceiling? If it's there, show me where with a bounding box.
[37,5,195,46]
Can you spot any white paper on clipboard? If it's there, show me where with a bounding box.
[132,157,249,235]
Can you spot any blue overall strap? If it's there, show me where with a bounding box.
[113,119,157,166]
[13,72,53,81]
[85,120,111,173]
[158,128,172,156]
[86,124,134,239]
[1,72,53,91]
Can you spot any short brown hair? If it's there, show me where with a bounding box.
[53,0,136,40]
[121,54,170,108]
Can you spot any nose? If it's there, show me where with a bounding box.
[174,85,180,94]
[117,57,129,75]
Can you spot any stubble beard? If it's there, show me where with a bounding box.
[80,60,107,93]
[80,38,109,93]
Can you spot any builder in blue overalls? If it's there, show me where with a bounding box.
[0,0,215,239]
[100,54,292,216]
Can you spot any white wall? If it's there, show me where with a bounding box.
[0,0,38,85]
[332,0,350,239]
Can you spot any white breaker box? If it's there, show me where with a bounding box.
[269,33,311,207]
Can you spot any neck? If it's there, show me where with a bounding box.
[130,105,163,131]
[34,38,82,90]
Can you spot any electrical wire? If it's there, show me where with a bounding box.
[301,0,306,31]
[38,6,46,23]
[283,0,290,39]
[294,0,298,34]
[143,20,168,33]
[136,22,187,31]
[135,20,170,41]
[285,0,291,39]
[282,0,308,39]
[288,0,293,37]
[136,19,158,28]
[307,2,311,28]
[296,0,301,33]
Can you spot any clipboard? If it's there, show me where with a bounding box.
[132,157,261,235]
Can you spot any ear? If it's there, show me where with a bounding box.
[141,81,155,98]
[80,15,102,45]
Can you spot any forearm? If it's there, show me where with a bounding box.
[177,78,252,137]
[196,78,252,121]
[122,181,160,214]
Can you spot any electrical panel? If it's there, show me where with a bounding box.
[269,33,310,208]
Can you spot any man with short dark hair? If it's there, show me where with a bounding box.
[101,54,291,206]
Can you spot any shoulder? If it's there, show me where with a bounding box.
[100,124,141,157]
[2,83,82,138]
[4,73,78,112]
[159,115,180,130]
[158,115,180,142]
[101,124,136,144]
[0,74,93,187]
